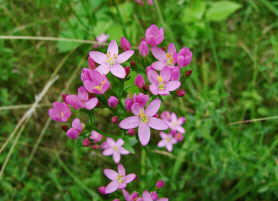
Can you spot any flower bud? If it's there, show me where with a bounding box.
[82,138,91,147]
[112,116,118,123]
[155,180,165,188]
[125,98,133,112]
[61,125,69,132]
[62,94,68,104]
[176,89,185,97]
[185,69,192,77]
[113,199,120,201]
[127,128,136,136]
[139,40,149,57]
[153,114,159,118]
[90,131,103,143]
[145,24,164,46]
[88,56,96,69]
[130,60,136,67]
[120,37,131,51]
[91,144,100,149]
[177,47,192,67]
[108,96,119,108]
[135,74,145,88]
[125,66,131,77]
[98,186,106,195]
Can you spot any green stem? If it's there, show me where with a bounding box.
[141,148,146,176]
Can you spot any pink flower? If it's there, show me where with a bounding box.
[172,131,184,142]
[177,47,192,67]
[81,68,110,94]
[102,138,129,163]
[108,96,119,108]
[112,116,119,123]
[135,74,145,88]
[170,68,180,81]
[120,37,131,51]
[94,33,109,48]
[125,97,134,112]
[139,40,149,57]
[176,89,185,97]
[90,131,103,143]
[66,86,98,110]
[166,113,185,133]
[148,68,180,95]
[119,99,168,146]
[151,192,158,200]
[122,189,142,201]
[155,180,165,188]
[98,186,106,195]
[67,118,83,139]
[148,0,153,5]
[160,111,171,121]
[90,40,134,79]
[151,43,177,71]
[142,191,168,201]
[145,25,164,46]
[104,164,136,194]
[88,56,96,69]
[82,138,91,146]
[158,132,177,152]
[133,93,149,107]
[48,102,71,122]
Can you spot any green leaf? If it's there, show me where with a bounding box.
[183,0,207,23]
[206,1,242,22]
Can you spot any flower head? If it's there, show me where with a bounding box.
[104,164,136,194]
[122,189,142,201]
[94,33,109,48]
[81,68,110,94]
[158,132,177,152]
[151,43,177,71]
[66,86,98,110]
[102,138,130,163]
[135,74,145,88]
[48,102,71,122]
[155,180,165,188]
[119,99,168,146]
[177,47,192,67]
[142,191,168,201]
[120,37,131,51]
[90,131,103,143]
[108,96,119,108]
[148,68,180,95]
[145,25,164,46]
[139,40,149,57]
[166,113,185,133]
[67,118,83,139]
[90,40,134,79]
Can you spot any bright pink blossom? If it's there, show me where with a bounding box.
[104,164,136,194]
[125,97,134,112]
[142,191,168,201]
[82,138,91,146]
[67,118,83,139]
[135,74,145,88]
[139,40,149,57]
[90,40,134,79]
[108,96,119,108]
[66,86,98,110]
[151,43,177,71]
[102,138,129,163]
[177,47,192,67]
[133,93,149,107]
[151,192,158,200]
[81,68,110,94]
[88,56,96,69]
[48,102,71,122]
[119,99,168,146]
[98,186,106,195]
[123,189,142,201]
[158,132,177,152]
[148,68,180,95]
[90,131,103,143]
[120,37,131,51]
[176,89,185,97]
[145,25,164,46]
[155,180,165,188]
[166,113,185,133]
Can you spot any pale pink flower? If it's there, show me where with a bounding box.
[94,33,109,48]
[66,86,98,110]
[139,40,149,57]
[67,118,83,139]
[119,99,168,146]
[102,138,129,163]
[122,189,142,201]
[142,191,168,201]
[148,68,180,95]
[177,47,192,67]
[90,40,134,79]
[145,25,164,46]
[90,131,103,143]
[81,68,110,94]
[160,111,171,121]
[166,113,185,133]
[48,102,71,122]
[120,37,131,51]
[158,132,177,152]
[151,43,177,71]
[104,164,136,194]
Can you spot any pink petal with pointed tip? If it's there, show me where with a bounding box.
[161,67,171,81]
[118,164,126,175]
[147,69,159,84]
[78,86,88,100]
[120,147,129,155]
[104,169,118,180]
[117,50,134,63]
[138,123,150,146]
[158,140,167,147]
[143,191,153,201]
[145,99,161,117]
[167,81,180,91]
[125,173,136,183]
[151,47,166,61]
[119,116,139,129]
[103,148,114,156]
[111,64,126,79]
[149,117,168,130]
[105,181,119,194]
[149,84,159,95]
[131,103,142,115]
[113,152,121,163]
[89,51,107,64]
[96,64,110,75]
[152,61,165,71]
[108,40,118,55]
[85,98,98,110]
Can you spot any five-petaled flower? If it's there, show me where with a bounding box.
[90,40,134,79]
[102,138,130,163]
[48,102,71,122]
[158,132,177,152]
[165,113,185,133]
[104,164,136,194]
[119,99,168,146]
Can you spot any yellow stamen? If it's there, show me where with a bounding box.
[94,81,105,91]
[113,146,119,151]
[139,109,148,123]
[117,175,124,183]
[157,75,163,83]
[166,136,171,142]
[61,112,64,119]
[166,53,174,65]
[159,83,165,90]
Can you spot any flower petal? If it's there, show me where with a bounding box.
[131,103,143,115]
[116,139,124,147]
[149,84,159,95]
[117,50,134,63]
[125,173,136,183]
[167,81,180,91]
[145,99,161,117]
[161,67,171,82]
[158,198,169,201]
[111,64,126,79]
[113,152,121,163]
[118,164,126,175]
[151,47,166,61]
[105,181,119,194]
[103,148,114,156]
[89,51,107,64]
[107,40,118,55]
[149,117,168,130]
[138,123,150,146]
[143,191,153,201]
[72,118,82,131]
[104,169,118,180]
[158,140,166,147]
[85,98,98,110]
[119,116,139,129]
[120,147,130,155]
[78,86,88,100]
[96,64,110,75]
[168,43,176,55]
[147,69,159,84]
[152,61,165,71]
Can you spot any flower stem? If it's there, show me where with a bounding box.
[141,148,146,175]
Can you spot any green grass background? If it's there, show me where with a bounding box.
[1,0,278,200]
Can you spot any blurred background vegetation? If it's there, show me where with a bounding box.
[1,0,278,200]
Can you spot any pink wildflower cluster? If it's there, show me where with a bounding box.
[48,23,192,200]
